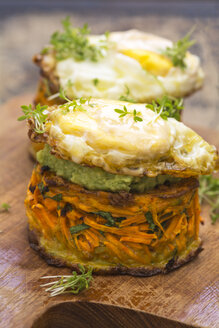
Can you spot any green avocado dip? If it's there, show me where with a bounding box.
[37,145,181,193]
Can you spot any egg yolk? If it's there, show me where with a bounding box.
[121,49,172,76]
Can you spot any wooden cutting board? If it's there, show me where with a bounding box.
[0,94,218,328]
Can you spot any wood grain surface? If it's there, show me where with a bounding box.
[0,94,219,328]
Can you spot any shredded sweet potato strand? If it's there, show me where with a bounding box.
[77,235,92,254]
[83,216,157,239]
[120,236,152,245]
[83,230,100,248]
[151,199,166,236]
[164,215,180,239]
[43,198,58,212]
[105,233,146,264]
[187,214,195,237]
[60,216,73,248]
[104,241,124,260]
[32,204,56,230]
[120,215,147,227]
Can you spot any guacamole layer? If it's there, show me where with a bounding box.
[37,145,180,193]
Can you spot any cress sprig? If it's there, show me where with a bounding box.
[59,87,95,114]
[42,16,108,62]
[18,103,48,134]
[199,175,219,224]
[119,85,136,103]
[114,105,143,123]
[1,203,11,212]
[162,30,196,69]
[40,264,93,297]
[146,96,183,121]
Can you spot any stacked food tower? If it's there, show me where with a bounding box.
[20,18,218,276]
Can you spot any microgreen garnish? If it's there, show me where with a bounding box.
[93,78,99,86]
[40,264,93,297]
[18,104,48,134]
[59,88,94,113]
[66,79,74,88]
[41,47,50,55]
[104,31,110,38]
[162,30,196,69]
[60,98,87,113]
[146,96,183,121]
[119,85,135,103]
[1,203,11,212]
[59,87,72,102]
[47,80,74,102]
[43,16,107,62]
[199,175,219,224]
[114,105,143,122]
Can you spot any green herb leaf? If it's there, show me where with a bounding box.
[146,96,183,121]
[119,85,136,103]
[114,105,143,123]
[162,29,196,69]
[93,78,99,86]
[1,203,11,212]
[199,175,219,224]
[59,87,93,113]
[93,211,126,227]
[93,211,115,226]
[40,264,93,296]
[70,223,90,234]
[47,16,107,62]
[38,183,62,204]
[114,108,125,114]
[104,31,110,38]
[41,47,50,55]
[133,109,143,122]
[59,86,71,102]
[38,182,49,196]
[49,194,63,202]
[145,211,156,230]
[18,103,48,134]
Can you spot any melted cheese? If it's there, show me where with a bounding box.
[52,29,204,102]
[44,98,217,177]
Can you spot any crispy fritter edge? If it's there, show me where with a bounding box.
[28,227,203,277]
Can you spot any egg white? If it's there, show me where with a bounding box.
[45,98,217,177]
[53,29,204,102]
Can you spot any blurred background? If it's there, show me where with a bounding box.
[0,0,218,129]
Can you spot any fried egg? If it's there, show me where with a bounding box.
[51,29,204,102]
[42,98,217,177]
